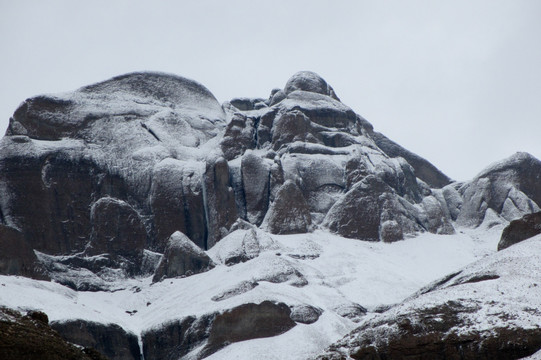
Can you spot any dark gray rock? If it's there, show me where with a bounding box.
[201,301,296,358]
[220,113,256,161]
[142,314,215,360]
[323,175,391,241]
[262,180,312,235]
[152,231,214,282]
[51,320,140,360]
[203,156,238,248]
[241,153,271,226]
[290,304,323,324]
[150,159,206,251]
[0,307,107,360]
[498,211,541,251]
[87,197,147,274]
[0,225,48,280]
[284,71,340,101]
[211,280,259,302]
[271,110,314,151]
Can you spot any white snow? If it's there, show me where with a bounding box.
[0,224,504,359]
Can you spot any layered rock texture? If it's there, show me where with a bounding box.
[319,235,541,360]
[1,70,540,359]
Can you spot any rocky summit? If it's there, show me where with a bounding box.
[0,71,540,359]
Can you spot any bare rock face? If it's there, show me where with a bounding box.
[241,153,271,226]
[0,225,48,280]
[498,211,541,251]
[262,180,312,235]
[142,301,296,360]
[203,156,238,248]
[50,320,141,360]
[150,159,206,251]
[201,301,296,358]
[152,231,214,282]
[0,307,107,360]
[220,113,256,161]
[87,197,147,273]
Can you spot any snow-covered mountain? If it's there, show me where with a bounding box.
[0,71,540,359]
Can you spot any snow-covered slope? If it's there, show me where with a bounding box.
[0,224,502,359]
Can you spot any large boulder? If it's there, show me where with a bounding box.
[498,211,541,251]
[50,320,140,360]
[201,301,296,358]
[142,302,296,360]
[284,71,340,101]
[152,231,214,282]
[262,180,312,235]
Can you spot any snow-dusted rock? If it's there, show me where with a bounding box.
[203,156,238,248]
[457,152,541,227]
[51,319,140,360]
[320,235,541,359]
[284,71,340,101]
[498,211,541,251]
[262,180,312,235]
[87,197,147,274]
[241,152,271,225]
[152,231,214,282]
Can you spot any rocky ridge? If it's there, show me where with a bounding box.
[0,70,540,359]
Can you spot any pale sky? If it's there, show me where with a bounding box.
[1,0,540,182]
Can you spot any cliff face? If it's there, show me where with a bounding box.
[0,71,540,359]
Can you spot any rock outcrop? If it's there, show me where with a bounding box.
[0,70,538,293]
[319,235,541,359]
[142,301,296,360]
[50,320,140,360]
[457,152,541,227]
[0,307,107,360]
[152,231,214,282]
[498,211,541,251]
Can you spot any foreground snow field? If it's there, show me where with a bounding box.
[0,224,502,359]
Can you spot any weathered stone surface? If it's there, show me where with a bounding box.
[241,152,271,225]
[152,231,214,282]
[284,71,340,101]
[51,320,140,360]
[271,110,313,151]
[150,159,206,251]
[319,237,541,360]
[0,225,48,280]
[142,314,215,360]
[203,156,238,248]
[220,113,256,160]
[498,211,541,251]
[201,301,296,357]
[371,131,452,189]
[262,180,312,235]
[0,307,107,360]
[87,197,146,274]
[290,304,323,324]
[142,302,295,359]
[457,152,541,227]
[323,175,391,241]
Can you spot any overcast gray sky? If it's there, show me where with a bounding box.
[1,0,540,181]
